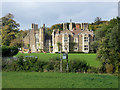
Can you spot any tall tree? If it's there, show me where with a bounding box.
[1,13,20,46]
[96,17,120,73]
[94,17,102,25]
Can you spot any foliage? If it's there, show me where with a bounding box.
[2,45,19,57]
[1,13,27,48]
[95,17,120,73]
[88,21,108,31]
[57,42,62,51]
[10,30,28,48]
[69,60,90,72]
[2,55,98,73]
[1,13,20,46]
[3,53,117,74]
[94,17,102,25]
[10,38,22,48]
[90,41,99,53]
[105,63,114,73]
[51,24,63,31]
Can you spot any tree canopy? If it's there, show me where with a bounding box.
[1,13,20,46]
[94,17,120,73]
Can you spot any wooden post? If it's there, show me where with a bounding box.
[60,45,62,72]
[66,50,68,72]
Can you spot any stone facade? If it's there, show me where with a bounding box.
[23,24,51,53]
[23,21,94,53]
[52,22,94,53]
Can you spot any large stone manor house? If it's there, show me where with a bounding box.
[23,21,94,53]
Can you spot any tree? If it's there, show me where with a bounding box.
[90,41,99,53]
[9,30,27,48]
[51,24,63,31]
[1,13,20,46]
[10,38,22,48]
[96,17,120,73]
[94,17,102,25]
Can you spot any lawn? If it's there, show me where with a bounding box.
[2,72,118,88]
[15,53,101,67]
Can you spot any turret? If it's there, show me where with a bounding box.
[39,24,45,50]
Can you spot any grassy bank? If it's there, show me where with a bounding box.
[2,72,118,88]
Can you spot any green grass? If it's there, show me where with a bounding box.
[15,53,101,67]
[2,72,118,88]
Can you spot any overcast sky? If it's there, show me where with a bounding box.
[2,2,118,30]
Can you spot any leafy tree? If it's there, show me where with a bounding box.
[9,30,27,48]
[2,45,19,57]
[96,17,120,73]
[51,24,63,31]
[94,17,102,25]
[1,13,20,46]
[10,38,22,48]
[90,41,99,53]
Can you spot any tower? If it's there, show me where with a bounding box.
[31,23,38,30]
[30,23,38,52]
[39,24,45,50]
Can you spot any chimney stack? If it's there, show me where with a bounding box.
[43,24,45,29]
[31,23,38,30]
[69,19,73,30]
[76,23,80,30]
[63,23,67,30]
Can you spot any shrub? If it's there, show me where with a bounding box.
[105,63,114,74]
[2,45,19,57]
[37,60,47,72]
[2,56,103,74]
[88,67,99,73]
[2,59,17,71]
[69,60,90,72]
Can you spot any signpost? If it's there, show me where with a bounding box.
[59,46,68,72]
[62,52,68,72]
[60,46,62,72]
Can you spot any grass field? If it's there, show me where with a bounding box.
[15,53,101,67]
[2,72,118,88]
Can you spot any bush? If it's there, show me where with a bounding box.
[105,63,114,74]
[2,45,19,57]
[87,67,100,73]
[2,59,17,71]
[3,56,105,74]
[12,56,39,71]
[69,60,90,72]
